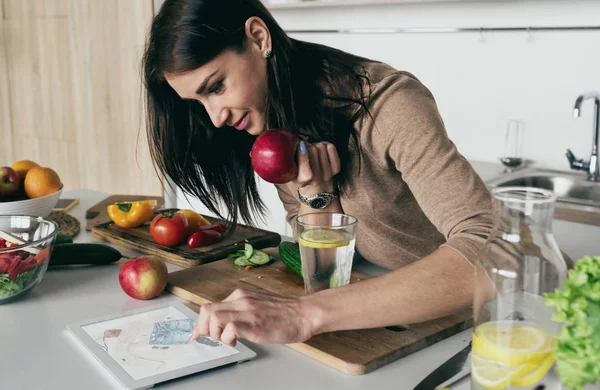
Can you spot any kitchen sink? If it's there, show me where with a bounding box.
[486,168,600,208]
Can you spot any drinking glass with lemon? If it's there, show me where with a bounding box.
[295,213,357,294]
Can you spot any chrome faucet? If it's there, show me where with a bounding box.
[566,92,600,182]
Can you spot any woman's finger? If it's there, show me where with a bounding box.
[209,311,227,341]
[315,142,332,181]
[220,321,239,347]
[192,303,212,341]
[326,142,341,175]
[295,141,313,186]
[306,143,321,185]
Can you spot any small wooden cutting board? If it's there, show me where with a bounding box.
[91,217,281,268]
[167,248,473,375]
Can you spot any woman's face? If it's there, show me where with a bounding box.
[165,46,269,136]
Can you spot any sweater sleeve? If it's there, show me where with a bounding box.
[364,72,494,266]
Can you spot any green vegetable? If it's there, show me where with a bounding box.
[0,269,39,297]
[55,234,73,245]
[545,256,600,390]
[50,243,122,266]
[243,243,254,260]
[229,243,272,268]
[247,250,271,266]
[278,242,302,277]
[233,256,253,267]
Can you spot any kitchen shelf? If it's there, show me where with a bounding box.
[265,0,464,10]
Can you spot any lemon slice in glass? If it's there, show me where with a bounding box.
[473,321,555,367]
[471,353,532,390]
[298,229,349,249]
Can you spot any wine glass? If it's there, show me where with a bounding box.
[499,120,525,172]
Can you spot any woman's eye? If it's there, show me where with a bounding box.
[209,80,224,94]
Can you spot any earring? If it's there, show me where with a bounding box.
[265,50,272,59]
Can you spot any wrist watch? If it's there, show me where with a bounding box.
[297,189,338,209]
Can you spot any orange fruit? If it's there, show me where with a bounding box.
[11,160,40,185]
[24,167,63,198]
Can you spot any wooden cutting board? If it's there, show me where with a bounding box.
[91,217,281,268]
[85,194,165,231]
[167,248,473,375]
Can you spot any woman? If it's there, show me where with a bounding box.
[142,0,494,346]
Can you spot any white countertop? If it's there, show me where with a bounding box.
[2,162,599,390]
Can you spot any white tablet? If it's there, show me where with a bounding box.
[66,300,256,390]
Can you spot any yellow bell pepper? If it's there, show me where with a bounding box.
[107,199,158,228]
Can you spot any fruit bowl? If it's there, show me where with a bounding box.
[0,215,58,304]
[0,187,63,218]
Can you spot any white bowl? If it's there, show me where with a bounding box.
[0,188,63,218]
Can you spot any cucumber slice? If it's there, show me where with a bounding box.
[233,256,253,267]
[329,268,344,288]
[247,250,271,266]
[243,243,254,259]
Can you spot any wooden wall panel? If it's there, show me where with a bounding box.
[1,0,162,196]
[0,2,15,165]
[3,0,68,19]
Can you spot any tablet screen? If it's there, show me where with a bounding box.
[81,306,239,380]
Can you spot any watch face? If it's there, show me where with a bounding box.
[310,197,328,209]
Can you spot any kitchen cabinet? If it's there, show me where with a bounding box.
[0,0,162,196]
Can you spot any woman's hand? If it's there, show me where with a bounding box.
[293,141,341,194]
[190,288,318,346]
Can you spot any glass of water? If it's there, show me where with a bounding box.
[296,213,357,295]
[499,120,525,172]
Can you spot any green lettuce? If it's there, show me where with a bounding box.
[545,256,600,390]
[0,270,38,298]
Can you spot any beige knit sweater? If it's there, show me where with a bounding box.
[276,62,494,270]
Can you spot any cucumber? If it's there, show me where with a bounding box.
[329,268,344,288]
[243,243,253,259]
[247,250,271,266]
[233,256,253,267]
[231,244,271,268]
[49,243,123,267]
[55,234,73,245]
[278,242,302,277]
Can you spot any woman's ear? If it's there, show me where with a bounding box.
[244,17,272,58]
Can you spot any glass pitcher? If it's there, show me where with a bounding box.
[472,187,568,390]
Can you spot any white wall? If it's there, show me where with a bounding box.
[175,0,600,236]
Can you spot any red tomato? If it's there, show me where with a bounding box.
[150,212,189,247]
[193,223,226,235]
[187,230,222,248]
[34,247,51,265]
[0,256,11,273]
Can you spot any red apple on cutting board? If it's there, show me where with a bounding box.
[250,128,300,184]
[118,255,168,300]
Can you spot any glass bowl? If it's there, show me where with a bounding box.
[0,215,58,304]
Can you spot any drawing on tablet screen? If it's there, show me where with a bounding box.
[82,306,239,380]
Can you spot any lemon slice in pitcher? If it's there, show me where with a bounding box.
[299,229,349,249]
[511,352,555,387]
[473,321,554,367]
[471,353,532,390]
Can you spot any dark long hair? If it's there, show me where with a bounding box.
[142,0,373,230]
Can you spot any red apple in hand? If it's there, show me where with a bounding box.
[250,128,300,184]
[118,255,168,300]
[0,166,20,196]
